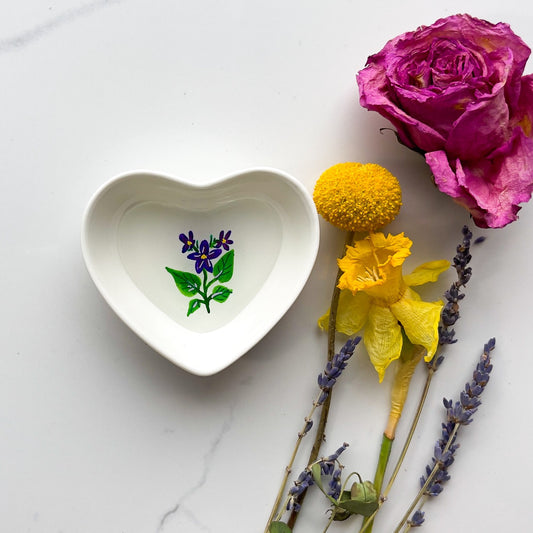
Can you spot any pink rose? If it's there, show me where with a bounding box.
[357,14,533,228]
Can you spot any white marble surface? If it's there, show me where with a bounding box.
[2,1,532,531]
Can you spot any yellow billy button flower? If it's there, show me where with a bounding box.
[319,232,450,381]
[313,162,402,232]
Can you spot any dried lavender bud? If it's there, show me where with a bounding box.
[299,418,313,437]
[287,469,315,511]
[425,483,443,497]
[445,400,475,425]
[439,421,460,456]
[408,509,425,527]
[460,390,481,410]
[430,468,450,485]
[317,391,329,405]
[327,468,343,499]
[320,442,349,475]
[433,444,452,466]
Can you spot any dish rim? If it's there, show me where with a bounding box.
[81,167,320,375]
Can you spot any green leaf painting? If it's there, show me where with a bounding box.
[210,285,232,303]
[187,298,202,317]
[213,249,234,283]
[165,268,201,297]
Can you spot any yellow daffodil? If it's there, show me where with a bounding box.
[319,232,449,381]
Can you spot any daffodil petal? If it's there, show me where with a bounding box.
[390,297,443,361]
[405,286,421,301]
[364,304,403,382]
[403,260,451,286]
[370,232,412,268]
[318,290,371,335]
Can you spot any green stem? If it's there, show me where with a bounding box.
[374,435,394,496]
[202,270,211,313]
[358,358,436,533]
[274,496,292,522]
[359,435,393,533]
[322,511,336,533]
[358,509,379,533]
[360,356,435,532]
[205,271,223,291]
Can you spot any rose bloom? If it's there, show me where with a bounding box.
[357,14,533,228]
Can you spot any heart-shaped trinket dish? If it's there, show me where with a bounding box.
[82,168,320,375]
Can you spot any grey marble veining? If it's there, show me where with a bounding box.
[0,0,120,53]
[157,407,234,532]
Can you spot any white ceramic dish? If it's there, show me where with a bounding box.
[81,168,320,375]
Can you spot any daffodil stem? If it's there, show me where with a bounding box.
[359,366,436,533]
[374,435,394,496]
[287,231,353,530]
[361,345,424,533]
[359,435,393,533]
[383,367,434,499]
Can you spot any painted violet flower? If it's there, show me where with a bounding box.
[357,14,533,228]
[179,230,195,253]
[187,240,221,273]
[215,230,233,251]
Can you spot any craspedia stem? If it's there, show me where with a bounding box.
[287,232,354,529]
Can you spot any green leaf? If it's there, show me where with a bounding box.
[338,497,378,517]
[210,285,232,303]
[337,481,378,517]
[165,268,201,296]
[187,299,202,316]
[310,463,324,491]
[269,522,292,533]
[213,249,234,283]
[331,491,355,521]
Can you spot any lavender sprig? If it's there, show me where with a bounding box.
[286,443,349,513]
[395,338,496,532]
[317,338,360,407]
[420,338,494,497]
[437,226,473,352]
[379,226,478,509]
[265,339,360,532]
